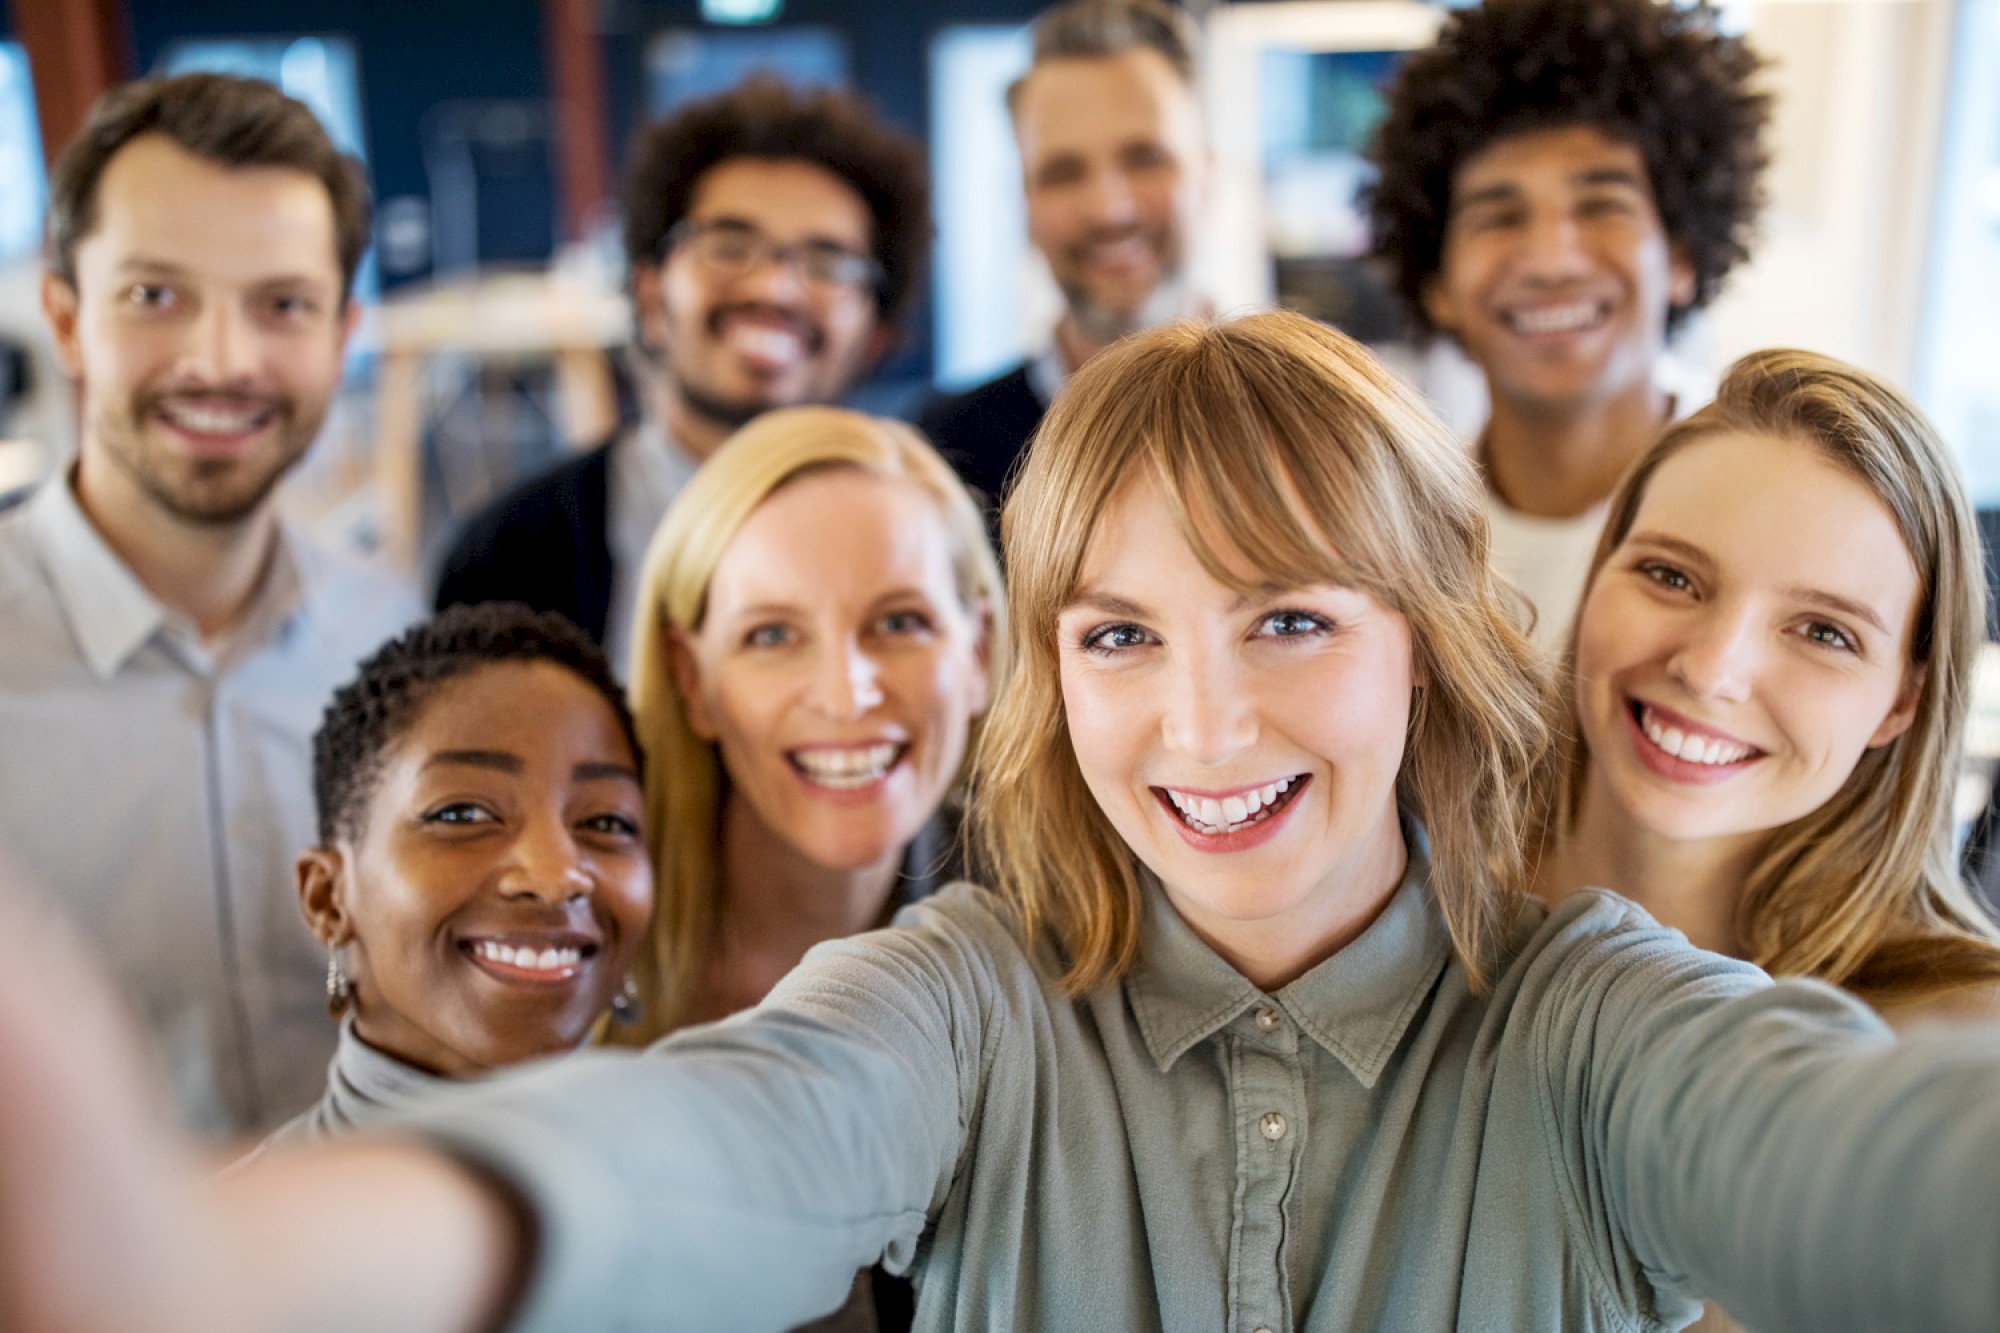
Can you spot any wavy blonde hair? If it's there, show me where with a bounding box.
[1548,348,2000,1002]
[975,311,1550,995]
[614,406,1007,1043]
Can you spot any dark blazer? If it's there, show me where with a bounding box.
[914,361,1046,512]
[435,440,615,643]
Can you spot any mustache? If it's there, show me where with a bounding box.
[138,387,288,417]
[703,303,825,354]
[1061,221,1164,260]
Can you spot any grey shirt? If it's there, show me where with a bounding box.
[0,475,421,1136]
[404,848,2000,1333]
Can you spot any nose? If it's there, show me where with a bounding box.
[1158,642,1258,767]
[182,301,260,385]
[1082,164,1140,227]
[498,816,593,905]
[734,245,809,305]
[1667,605,1758,704]
[808,637,885,720]
[1518,205,1591,279]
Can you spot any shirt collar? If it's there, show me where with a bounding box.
[1125,824,1451,1086]
[26,470,312,678]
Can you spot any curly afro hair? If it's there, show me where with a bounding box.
[1367,0,1770,336]
[622,73,930,328]
[312,603,641,846]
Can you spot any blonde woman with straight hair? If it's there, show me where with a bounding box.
[1537,348,2000,1026]
[615,404,1004,1046]
[7,315,2000,1333]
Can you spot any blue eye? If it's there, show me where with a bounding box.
[878,609,934,636]
[743,623,794,649]
[1255,610,1331,639]
[1080,622,1151,654]
[1800,620,1860,654]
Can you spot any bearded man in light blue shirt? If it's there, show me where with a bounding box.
[0,73,419,1137]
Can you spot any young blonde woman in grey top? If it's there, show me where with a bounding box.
[2,313,2000,1333]
[1535,350,2000,1029]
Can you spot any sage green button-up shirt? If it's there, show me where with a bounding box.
[406,845,2000,1332]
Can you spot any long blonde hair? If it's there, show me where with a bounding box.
[975,311,1549,994]
[1550,348,2000,1002]
[616,406,1008,1043]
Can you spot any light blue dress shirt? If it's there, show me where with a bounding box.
[0,475,421,1136]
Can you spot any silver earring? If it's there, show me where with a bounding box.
[608,974,640,1024]
[325,946,352,1018]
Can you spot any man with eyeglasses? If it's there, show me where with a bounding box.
[438,75,929,667]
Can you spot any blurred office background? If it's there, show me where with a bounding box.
[0,0,1996,579]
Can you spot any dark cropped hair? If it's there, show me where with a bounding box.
[312,604,641,846]
[47,72,372,305]
[1368,0,1770,335]
[1005,0,1200,114]
[621,74,930,327]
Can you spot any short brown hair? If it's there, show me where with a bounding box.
[1006,0,1200,115]
[621,75,930,327]
[47,72,372,305]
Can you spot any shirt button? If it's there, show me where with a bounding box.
[1254,1005,1282,1032]
[1259,1111,1287,1141]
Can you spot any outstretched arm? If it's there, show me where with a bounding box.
[0,861,522,1333]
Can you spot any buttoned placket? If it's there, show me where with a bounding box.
[1226,998,1306,1333]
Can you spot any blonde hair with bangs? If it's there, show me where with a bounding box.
[1550,348,2000,1004]
[615,406,1008,1044]
[976,311,1550,995]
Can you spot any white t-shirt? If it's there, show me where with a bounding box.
[1484,496,1608,653]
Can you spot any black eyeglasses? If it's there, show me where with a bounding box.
[663,219,884,294]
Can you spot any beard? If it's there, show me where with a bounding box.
[92,387,315,528]
[1060,260,1191,348]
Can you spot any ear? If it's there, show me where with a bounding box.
[667,625,719,740]
[1667,244,1697,311]
[964,597,995,718]
[631,261,668,355]
[1867,669,1921,749]
[1419,276,1461,340]
[335,296,363,354]
[41,271,82,378]
[295,846,354,947]
[859,320,896,373]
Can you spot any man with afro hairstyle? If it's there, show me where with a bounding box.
[1369,0,1770,645]
[439,76,929,671]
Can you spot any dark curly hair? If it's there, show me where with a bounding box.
[312,603,641,846]
[1367,0,1770,335]
[621,74,930,328]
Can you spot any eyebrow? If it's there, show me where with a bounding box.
[115,255,333,291]
[693,214,864,251]
[425,750,522,774]
[1450,166,1647,218]
[1061,586,1304,619]
[573,761,641,785]
[1624,530,1890,634]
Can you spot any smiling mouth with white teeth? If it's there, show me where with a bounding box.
[154,398,280,436]
[789,742,907,790]
[1157,775,1308,836]
[1503,300,1610,337]
[463,939,595,977]
[1632,702,1759,767]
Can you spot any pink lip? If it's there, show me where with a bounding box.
[1151,775,1300,800]
[784,743,910,807]
[456,931,599,989]
[1150,775,1310,854]
[1622,698,1763,786]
